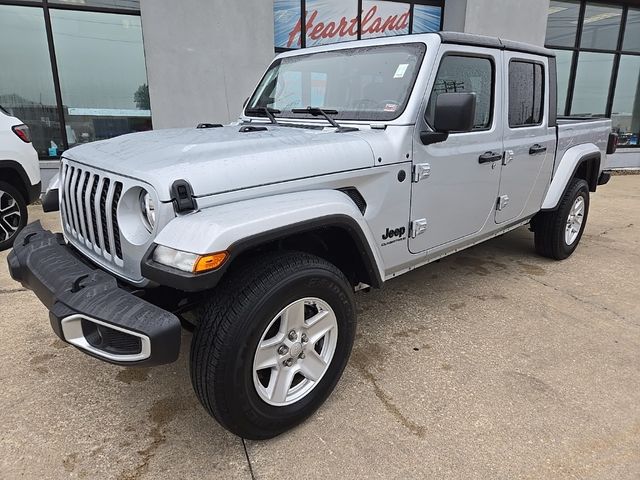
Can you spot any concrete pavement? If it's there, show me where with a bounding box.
[1,175,638,479]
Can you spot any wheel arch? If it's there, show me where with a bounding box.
[226,215,383,289]
[145,190,385,291]
[0,160,30,203]
[541,144,601,211]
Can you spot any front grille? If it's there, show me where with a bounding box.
[60,162,123,263]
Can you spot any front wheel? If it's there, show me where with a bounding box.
[533,178,590,260]
[190,252,356,439]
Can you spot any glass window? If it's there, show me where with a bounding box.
[361,1,409,40]
[274,0,302,49]
[554,49,573,115]
[571,52,614,116]
[305,0,358,47]
[426,55,494,130]
[623,8,640,52]
[50,10,151,147]
[412,4,442,34]
[0,5,63,158]
[509,61,544,127]
[247,43,426,121]
[48,1,140,10]
[580,3,622,50]
[611,56,640,146]
[546,0,581,48]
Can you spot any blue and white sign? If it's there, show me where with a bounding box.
[412,4,442,34]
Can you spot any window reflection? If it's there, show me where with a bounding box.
[571,52,614,116]
[580,3,622,50]
[50,10,151,147]
[546,0,581,48]
[0,5,63,158]
[611,56,640,145]
[554,49,573,115]
[623,8,640,52]
[48,1,140,10]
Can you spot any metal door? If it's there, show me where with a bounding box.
[495,52,556,224]
[409,47,503,253]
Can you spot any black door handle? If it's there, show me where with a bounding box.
[478,151,502,164]
[529,144,547,155]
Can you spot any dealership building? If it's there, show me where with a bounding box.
[1,0,638,188]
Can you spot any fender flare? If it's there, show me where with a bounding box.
[541,144,601,210]
[144,190,384,291]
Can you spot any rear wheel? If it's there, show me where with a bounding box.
[0,181,27,251]
[190,251,356,439]
[533,178,590,260]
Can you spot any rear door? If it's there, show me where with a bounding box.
[410,47,503,253]
[495,53,556,224]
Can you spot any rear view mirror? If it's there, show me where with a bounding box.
[420,93,477,145]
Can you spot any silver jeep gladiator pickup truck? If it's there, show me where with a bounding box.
[8,32,616,439]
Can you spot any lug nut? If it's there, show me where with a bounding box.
[288,330,298,341]
[283,358,294,367]
[301,333,308,343]
[278,345,289,355]
[298,352,306,360]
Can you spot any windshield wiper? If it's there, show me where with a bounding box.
[245,107,281,124]
[291,107,358,133]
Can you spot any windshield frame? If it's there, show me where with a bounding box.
[245,42,427,123]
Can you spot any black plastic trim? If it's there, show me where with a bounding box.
[7,222,181,367]
[598,171,611,186]
[170,179,197,213]
[42,188,60,213]
[141,214,383,292]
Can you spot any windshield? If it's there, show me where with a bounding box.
[247,43,426,122]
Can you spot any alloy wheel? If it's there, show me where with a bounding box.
[0,190,21,243]
[252,297,338,406]
[565,195,585,245]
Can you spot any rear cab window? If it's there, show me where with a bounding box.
[508,60,545,128]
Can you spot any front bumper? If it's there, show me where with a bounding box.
[7,222,181,366]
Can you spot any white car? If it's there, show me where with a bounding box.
[0,106,41,250]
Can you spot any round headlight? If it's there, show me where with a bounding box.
[140,190,156,232]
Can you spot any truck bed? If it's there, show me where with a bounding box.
[556,117,612,172]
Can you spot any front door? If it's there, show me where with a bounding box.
[495,52,556,224]
[409,47,503,254]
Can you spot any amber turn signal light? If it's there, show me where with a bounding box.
[193,252,228,273]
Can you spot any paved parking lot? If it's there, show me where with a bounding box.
[1,175,638,480]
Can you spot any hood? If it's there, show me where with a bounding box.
[64,125,376,201]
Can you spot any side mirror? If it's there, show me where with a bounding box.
[420,92,477,145]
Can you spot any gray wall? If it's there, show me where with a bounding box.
[443,0,551,46]
[140,0,275,129]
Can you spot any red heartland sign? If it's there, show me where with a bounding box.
[287,5,410,48]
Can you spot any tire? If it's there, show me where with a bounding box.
[0,181,28,251]
[190,251,356,439]
[533,178,590,260]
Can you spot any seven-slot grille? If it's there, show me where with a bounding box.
[60,162,124,263]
